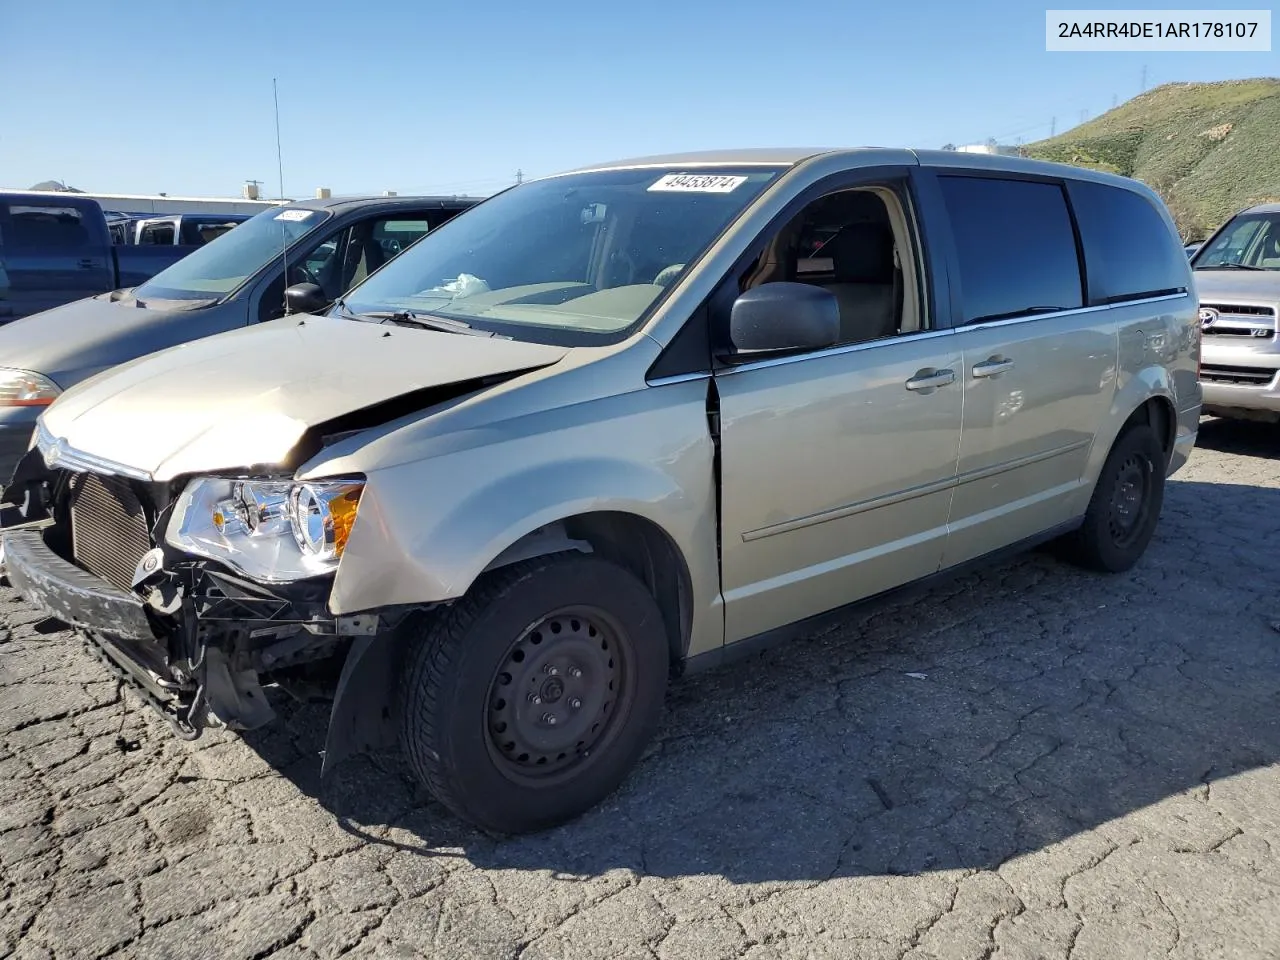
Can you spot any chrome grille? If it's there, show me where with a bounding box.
[68,474,151,591]
[1200,364,1278,386]
[1200,303,1277,339]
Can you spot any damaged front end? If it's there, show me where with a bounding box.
[0,436,406,757]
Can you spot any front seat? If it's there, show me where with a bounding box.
[820,223,898,343]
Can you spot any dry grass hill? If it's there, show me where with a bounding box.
[1025,78,1280,240]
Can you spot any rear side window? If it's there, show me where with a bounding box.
[140,222,175,245]
[5,203,90,249]
[179,219,241,245]
[1067,181,1187,302]
[938,176,1083,323]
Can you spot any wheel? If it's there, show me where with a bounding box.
[397,553,669,834]
[1061,423,1166,573]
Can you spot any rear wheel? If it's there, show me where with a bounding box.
[1061,423,1166,573]
[397,554,669,834]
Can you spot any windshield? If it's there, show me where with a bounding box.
[1193,211,1280,270]
[133,206,332,300]
[339,167,782,344]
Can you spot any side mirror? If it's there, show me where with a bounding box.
[728,282,840,356]
[283,282,329,316]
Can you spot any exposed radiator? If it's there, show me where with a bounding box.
[69,473,152,592]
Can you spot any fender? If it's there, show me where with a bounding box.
[1072,362,1176,516]
[329,449,715,615]
[320,456,715,776]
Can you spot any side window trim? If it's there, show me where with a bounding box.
[713,325,960,377]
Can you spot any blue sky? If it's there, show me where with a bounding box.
[0,0,1274,198]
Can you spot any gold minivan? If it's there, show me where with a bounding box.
[1,149,1201,833]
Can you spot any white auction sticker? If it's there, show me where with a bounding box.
[648,173,748,193]
[1047,10,1271,51]
[274,209,315,221]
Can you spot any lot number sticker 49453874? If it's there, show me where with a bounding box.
[648,173,748,193]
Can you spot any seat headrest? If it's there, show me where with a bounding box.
[823,223,894,284]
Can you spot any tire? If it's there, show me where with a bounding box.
[397,553,669,834]
[1061,422,1166,573]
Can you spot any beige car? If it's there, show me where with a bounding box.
[1,148,1201,833]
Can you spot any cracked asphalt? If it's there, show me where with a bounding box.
[4,417,1280,960]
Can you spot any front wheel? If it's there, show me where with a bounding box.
[397,554,669,834]
[1061,422,1166,573]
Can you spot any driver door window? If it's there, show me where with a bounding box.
[256,226,352,322]
[345,217,436,290]
[725,184,926,348]
[255,215,453,322]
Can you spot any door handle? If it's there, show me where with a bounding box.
[972,357,1014,378]
[904,368,956,392]
[77,258,97,269]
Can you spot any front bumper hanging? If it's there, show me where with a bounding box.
[2,527,206,736]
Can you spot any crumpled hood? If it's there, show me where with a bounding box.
[0,293,216,390]
[1193,270,1280,304]
[39,314,567,480]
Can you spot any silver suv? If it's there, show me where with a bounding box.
[1192,202,1280,421]
[1,149,1201,834]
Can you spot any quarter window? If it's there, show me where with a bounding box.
[938,176,1083,324]
[1067,180,1187,302]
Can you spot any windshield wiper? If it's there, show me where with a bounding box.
[362,309,503,338]
[331,297,387,321]
[1199,263,1265,271]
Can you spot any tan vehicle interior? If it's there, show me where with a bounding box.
[742,186,923,342]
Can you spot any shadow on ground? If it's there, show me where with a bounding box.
[229,477,1280,882]
[1195,415,1280,459]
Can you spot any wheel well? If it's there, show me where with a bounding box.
[485,513,693,667]
[1125,397,1175,458]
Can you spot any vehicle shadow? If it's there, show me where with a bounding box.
[1195,415,1280,459]
[244,477,1280,882]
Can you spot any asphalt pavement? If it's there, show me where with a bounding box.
[3,417,1279,960]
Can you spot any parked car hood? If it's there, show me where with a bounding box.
[0,293,218,390]
[1193,270,1280,302]
[38,314,567,481]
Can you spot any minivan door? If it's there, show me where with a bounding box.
[713,175,963,644]
[929,173,1116,568]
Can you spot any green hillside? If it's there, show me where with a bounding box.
[1025,78,1280,240]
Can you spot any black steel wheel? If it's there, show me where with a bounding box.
[1062,422,1166,573]
[486,608,633,782]
[397,554,669,834]
[1106,451,1152,550]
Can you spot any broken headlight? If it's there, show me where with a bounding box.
[166,477,364,582]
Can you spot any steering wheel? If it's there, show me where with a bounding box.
[290,261,324,288]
